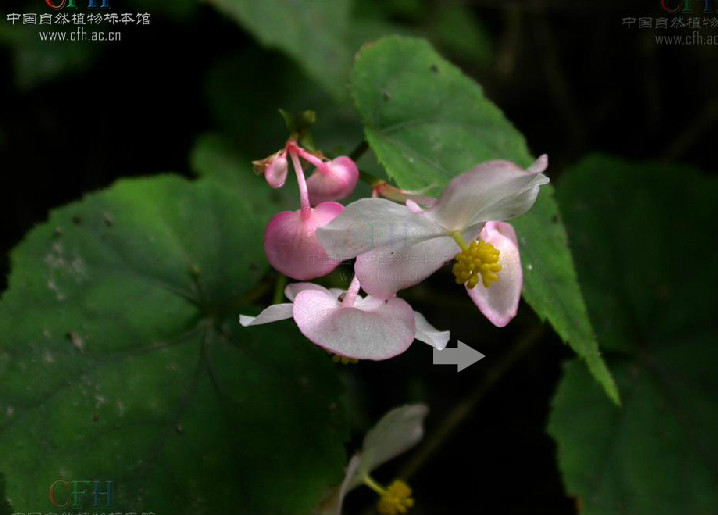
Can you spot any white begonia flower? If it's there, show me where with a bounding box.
[316,156,549,327]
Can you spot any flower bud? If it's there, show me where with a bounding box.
[306,156,359,205]
[264,155,288,189]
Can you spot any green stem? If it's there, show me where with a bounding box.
[362,474,386,495]
[349,140,369,162]
[449,231,469,252]
[273,274,288,305]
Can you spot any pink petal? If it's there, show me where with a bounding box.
[264,155,288,188]
[285,282,344,302]
[429,156,550,231]
[239,303,293,327]
[284,282,329,301]
[466,222,523,327]
[355,236,459,298]
[293,290,416,360]
[264,202,344,280]
[306,156,359,205]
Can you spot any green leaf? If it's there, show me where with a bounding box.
[0,176,348,514]
[350,35,617,402]
[205,0,353,101]
[548,155,718,515]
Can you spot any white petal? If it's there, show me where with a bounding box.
[293,289,416,360]
[466,222,523,327]
[239,303,293,326]
[349,404,429,488]
[284,282,330,301]
[429,157,550,231]
[316,198,446,261]
[414,311,449,350]
[355,236,459,298]
[323,455,361,515]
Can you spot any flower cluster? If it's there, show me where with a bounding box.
[242,137,550,362]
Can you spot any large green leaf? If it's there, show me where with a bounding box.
[0,176,348,514]
[548,155,718,515]
[350,35,617,402]
[205,0,353,102]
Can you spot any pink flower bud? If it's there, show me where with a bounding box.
[264,155,288,189]
[264,202,344,280]
[306,156,359,205]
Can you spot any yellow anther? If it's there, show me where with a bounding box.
[451,238,502,289]
[364,477,414,515]
[378,480,414,515]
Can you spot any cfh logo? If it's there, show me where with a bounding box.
[49,480,113,508]
[660,0,716,13]
[45,0,111,9]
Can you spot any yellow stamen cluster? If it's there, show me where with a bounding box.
[331,354,358,365]
[452,240,501,289]
[377,480,414,515]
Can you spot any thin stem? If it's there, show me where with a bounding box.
[362,474,385,495]
[289,150,312,221]
[397,326,544,481]
[294,145,325,168]
[449,231,469,252]
[349,140,369,162]
[272,274,287,305]
[342,275,362,308]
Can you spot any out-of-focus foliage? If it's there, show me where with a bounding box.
[549,155,718,515]
[0,475,12,515]
[0,23,98,90]
[205,0,353,102]
[350,36,617,402]
[0,177,348,514]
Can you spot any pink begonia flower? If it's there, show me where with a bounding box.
[264,151,344,280]
[305,156,359,205]
[239,278,449,360]
[317,156,549,327]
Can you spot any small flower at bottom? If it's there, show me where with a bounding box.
[239,278,448,360]
[315,404,428,515]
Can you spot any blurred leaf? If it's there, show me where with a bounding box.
[125,0,198,21]
[549,155,718,515]
[0,25,99,90]
[205,0,353,101]
[0,475,12,515]
[350,35,617,402]
[203,52,362,158]
[0,176,348,514]
[430,4,493,68]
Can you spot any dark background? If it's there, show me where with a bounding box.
[1,0,715,513]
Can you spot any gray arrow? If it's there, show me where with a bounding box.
[432,340,485,372]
